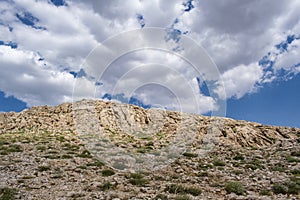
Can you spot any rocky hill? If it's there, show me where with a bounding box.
[0,99,299,199]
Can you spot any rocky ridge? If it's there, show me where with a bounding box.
[0,99,299,199]
[0,99,298,147]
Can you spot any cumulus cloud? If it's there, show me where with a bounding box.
[0,0,299,114]
[0,45,74,106]
[215,63,263,99]
[273,39,300,71]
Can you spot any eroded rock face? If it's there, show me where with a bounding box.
[0,99,299,148]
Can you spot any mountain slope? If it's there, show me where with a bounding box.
[0,99,299,199]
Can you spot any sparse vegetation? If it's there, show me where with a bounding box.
[101,169,115,176]
[272,183,288,194]
[37,165,51,172]
[286,155,299,163]
[100,182,113,191]
[87,160,105,167]
[233,153,244,161]
[126,173,149,186]
[259,189,272,196]
[245,159,264,170]
[224,181,245,195]
[213,159,226,166]
[0,102,300,199]
[270,163,286,172]
[182,152,198,158]
[0,187,15,200]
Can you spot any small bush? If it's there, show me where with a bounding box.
[198,172,209,177]
[291,169,300,175]
[51,168,63,179]
[286,181,300,194]
[183,152,198,158]
[0,140,10,145]
[37,165,51,172]
[259,189,272,196]
[101,182,112,191]
[165,184,185,194]
[129,178,148,186]
[101,169,115,176]
[291,151,300,157]
[245,159,264,170]
[213,159,226,166]
[87,160,105,167]
[0,187,15,200]
[184,186,202,196]
[225,181,245,195]
[61,154,73,159]
[126,173,149,186]
[272,183,288,194]
[270,163,286,172]
[233,154,245,161]
[36,145,47,151]
[286,155,299,163]
[197,163,213,170]
[7,144,23,153]
[77,165,87,170]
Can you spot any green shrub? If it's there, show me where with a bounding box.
[129,178,148,186]
[37,165,51,172]
[286,155,299,163]
[87,160,105,167]
[233,154,244,161]
[272,183,288,194]
[165,184,201,196]
[245,159,264,170]
[184,186,202,196]
[7,144,23,153]
[291,169,300,175]
[213,159,226,166]
[101,182,113,191]
[126,173,149,186]
[270,163,287,172]
[77,165,87,170]
[259,189,272,196]
[61,154,73,159]
[291,151,300,157]
[182,152,198,158]
[101,169,115,176]
[198,172,209,177]
[0,187,15,200]
[36,145,47,151]
[225,181,245,195]
[286,181,300,194]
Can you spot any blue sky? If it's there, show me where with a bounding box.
[0,0,299,128]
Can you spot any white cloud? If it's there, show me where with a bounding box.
[0,0,299,114]
[0,45,74,107]
[215,63,263,99]
[273,39,300,71]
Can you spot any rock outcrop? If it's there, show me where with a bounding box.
[0,99,299,148]
[0,100,299,199]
